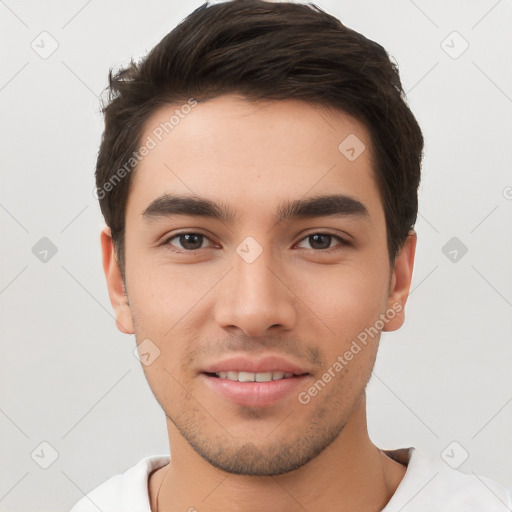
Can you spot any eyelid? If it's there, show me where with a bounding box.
[296,228,351,241]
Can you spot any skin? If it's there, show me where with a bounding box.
[101,94,416,512]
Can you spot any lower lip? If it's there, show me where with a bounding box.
[201,373,309,407]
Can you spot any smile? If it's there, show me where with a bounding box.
[211,371,296,382]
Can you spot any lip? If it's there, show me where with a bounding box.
[201,355,309,375]
[201,373,309,407]
[200,355,310,407]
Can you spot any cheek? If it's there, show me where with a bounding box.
[127,258,225,333]
[290,261,390,338]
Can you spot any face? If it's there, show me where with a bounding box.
[102,94,415,476]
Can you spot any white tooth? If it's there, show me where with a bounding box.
[255,372,273,382]
[238,371,256,382]
[219,371,291,382]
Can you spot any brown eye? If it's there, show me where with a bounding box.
[296,233,347,251]
[308,234,332,250]
[166,233,209,251]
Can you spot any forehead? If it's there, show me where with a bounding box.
[126,95,383,225]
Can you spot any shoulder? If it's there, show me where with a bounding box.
[383,447,512,511]
[69,455,170,512]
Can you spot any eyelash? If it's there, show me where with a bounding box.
[160,231,350,254]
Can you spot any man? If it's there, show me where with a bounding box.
[71,1,512,510]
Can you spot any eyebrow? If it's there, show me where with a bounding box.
[141,193,369,225]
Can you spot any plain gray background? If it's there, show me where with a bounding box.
[1,1,511,510]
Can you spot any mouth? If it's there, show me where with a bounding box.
[200,356,311,407]
[204,370,301,382]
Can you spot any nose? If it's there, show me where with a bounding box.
[214,245,297,337]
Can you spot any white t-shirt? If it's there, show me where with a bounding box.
[70,447,512,511]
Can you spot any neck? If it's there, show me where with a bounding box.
[150,395,406,512]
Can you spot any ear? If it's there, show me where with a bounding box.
[383,230,417,332]
[100,226,134,335]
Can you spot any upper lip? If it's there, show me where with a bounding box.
[201,355,310,376]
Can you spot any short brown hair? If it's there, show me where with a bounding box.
[96,0,423,281]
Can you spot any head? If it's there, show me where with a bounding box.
[99,0,422,476]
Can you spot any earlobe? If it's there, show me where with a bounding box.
[383,230,417,332]
[100,226,135,335]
